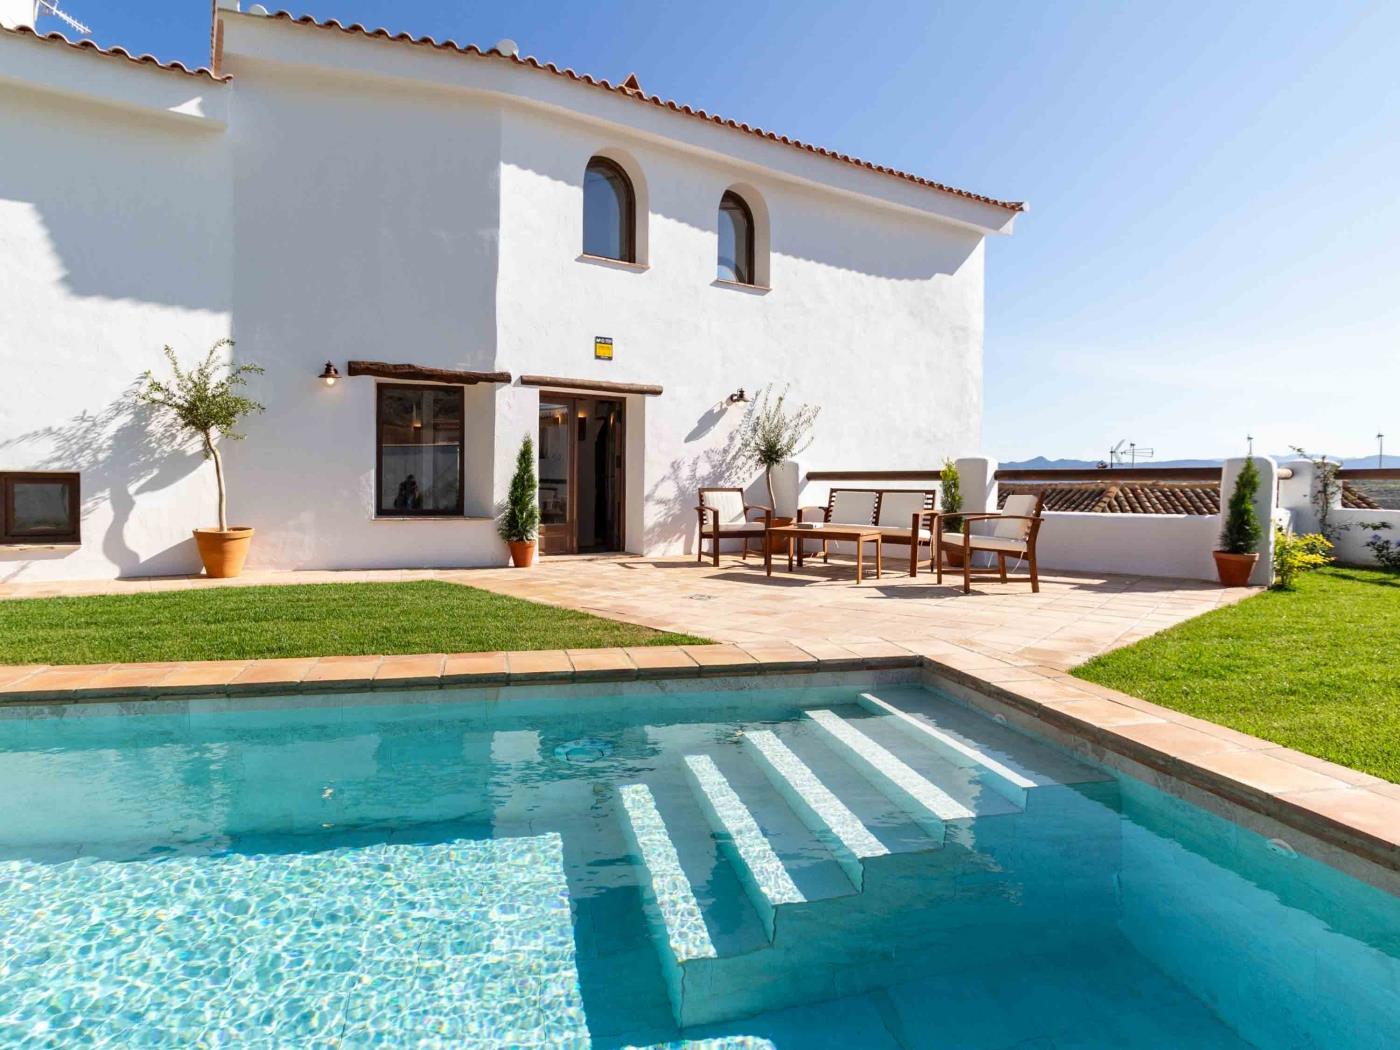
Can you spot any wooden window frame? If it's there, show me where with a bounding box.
[0,471,81,544]
[583,156,637,264]
[374,383,467,518]
[719,190,756,286]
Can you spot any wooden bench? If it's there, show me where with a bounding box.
[798,487,940,576]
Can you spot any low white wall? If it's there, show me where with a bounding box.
[1033,512,1220,581]
[1331,508,1400,568]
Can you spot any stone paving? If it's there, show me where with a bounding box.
[457,554,1254,670]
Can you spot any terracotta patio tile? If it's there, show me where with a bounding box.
[373,654,445,687]
[566,649,636,679]
[157,661,253,690]
[1003,677,1099,703]
[230,658,318,690]
[1276,788,1400,848]
[682,645,758,674]
[1260,750,1388,789]
[442,652,510,683]
[1043,697,1166,728]
[738,644,819,671]
[0,667,110,696]
[1191,750,1355,796]
[86,665,174,694]
[1110,721,1247,761]
[0,665,47,690]
[303,655,384,685]
[506,650,574,680]
[624,646,700,677]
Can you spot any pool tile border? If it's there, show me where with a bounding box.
[0,642,1396,877]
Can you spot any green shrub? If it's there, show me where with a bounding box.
[1220,458,1263,555]
[940,458,963,534]
[1272,527,1331,589]
[498,435,540,543]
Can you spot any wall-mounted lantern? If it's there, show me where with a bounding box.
[318,361,341,387]
[727,388,750,405]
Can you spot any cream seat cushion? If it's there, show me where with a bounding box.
[829,490,877,526]
[940,532,1028,554]
[873,525,933,541]
[876,491,930,527]
[701,490,747,525]
[993,494,1039,541]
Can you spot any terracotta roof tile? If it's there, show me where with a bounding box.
[1341,484,1382,510]
[243,11,1025,214]
[0,23,229,82]
[999,480,1383,516]
[1000,482,1220,516]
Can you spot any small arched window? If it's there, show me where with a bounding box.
[717,191,755,284]
[583,157,636,263]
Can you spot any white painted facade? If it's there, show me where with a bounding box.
[0,7,1016,582]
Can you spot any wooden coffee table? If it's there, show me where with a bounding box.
[765,523,883,583]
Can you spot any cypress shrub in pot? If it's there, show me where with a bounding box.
[500,435,541,567]
[1214,458,1263,586]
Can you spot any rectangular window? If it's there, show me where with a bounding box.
[1,472,80,544]
[376,385,464,516]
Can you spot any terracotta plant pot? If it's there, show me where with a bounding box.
[193,527,254,579]
[509,540,536,568]
[766,516,795,554]
[1213,550,1259,587]
[943,546,965,568]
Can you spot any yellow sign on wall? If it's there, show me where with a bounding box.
[594,336,613,361]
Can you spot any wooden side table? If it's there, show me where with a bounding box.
[765,524,883,583]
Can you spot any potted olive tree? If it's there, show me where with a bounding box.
[499,435,541,567]
[135,340,264,578]
[738,386,819,549]
[939,458,965,567]
[1214,457,1263,586]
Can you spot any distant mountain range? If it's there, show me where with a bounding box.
[1002,455,1398,471]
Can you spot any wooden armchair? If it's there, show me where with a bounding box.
[696,487,772,566]
[936,493,1045,593]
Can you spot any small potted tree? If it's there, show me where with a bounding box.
[135,340,264,578]
[738,386,819,550]
[1214,457,1263,586]
[939,458,965,567]
[499,435,541,567]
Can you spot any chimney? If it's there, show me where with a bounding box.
[0,1,40,30]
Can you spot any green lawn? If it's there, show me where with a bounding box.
[1073,567,1400,782]
[0,581,706,665]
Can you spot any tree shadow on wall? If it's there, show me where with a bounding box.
[0,384,205,581]
[645,397,771,555]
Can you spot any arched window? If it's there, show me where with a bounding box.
[717,191,755,284]
[583,157,636,262]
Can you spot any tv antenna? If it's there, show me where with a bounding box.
[1108,439,1154,467]
[37,0,90,35]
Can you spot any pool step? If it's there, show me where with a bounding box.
[803,709,979,839]
[682,753,805,938]
[742,729,888,889]
[857,691,1047,808]
[620,697,1120,1029]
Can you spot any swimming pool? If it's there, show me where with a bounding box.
[0,678,1396,1047]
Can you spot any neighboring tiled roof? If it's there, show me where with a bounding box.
[1000,482,1220,516]
[0,22,229,81]
[1000,481,1383,515]
[241,11,1025,214]
[1342,484,1382,510]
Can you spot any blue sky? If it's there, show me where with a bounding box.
[54,1,1399,462]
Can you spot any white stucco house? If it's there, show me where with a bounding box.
[0,2,1022,583]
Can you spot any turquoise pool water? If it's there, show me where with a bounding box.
[0,682,1396,1048]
